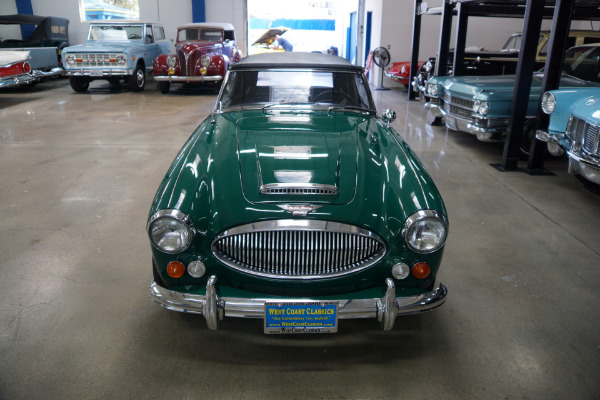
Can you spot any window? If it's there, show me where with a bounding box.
[154,26,165,41]
[81,0,139,22]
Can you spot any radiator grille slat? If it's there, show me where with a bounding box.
[71,53,124,68]
[212,221,386,279]
[442,90,474,119]
[567,115,600,157]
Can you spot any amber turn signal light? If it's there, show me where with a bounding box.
[412,262,430,279]
[167,261,185,278]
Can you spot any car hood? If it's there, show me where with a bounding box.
[150,109,445,238]
[251,27,289,46]
[236,113,357,205]
[62,42,143,53]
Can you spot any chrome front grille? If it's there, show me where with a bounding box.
[567,116,600,157]
[443,90,474,119]
[71,53,123,68]
[212,220,386,279]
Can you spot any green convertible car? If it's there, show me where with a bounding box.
[147,52,449,334]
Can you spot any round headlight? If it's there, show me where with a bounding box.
[427,83,441,97]
[147,210,194,254]
[188,260,206,278]
[479,101,489,115]
[201,55,210,69]
[541,92,556,114]
[473,100,481,113]
[116,54,127,66]
[65,54,75,67]
[166,55,176,68]
[402,210,448,253]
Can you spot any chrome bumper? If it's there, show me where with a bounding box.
[154,74,223,83]
[535,129,565,156]
[32,67,63,78]
[149,276,447,331]
[0,73,37,88]
[64,68,134,77]
[567,145,600,185]
[424,102,506,141]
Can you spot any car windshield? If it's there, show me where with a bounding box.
[89,25,144,41]
[562,46,600,83]
[177,28,222,42]
[218,70,374,111]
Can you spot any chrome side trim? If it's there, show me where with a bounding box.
[260,183,339,195]
[149,278,448,331]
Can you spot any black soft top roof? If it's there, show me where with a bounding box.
[231,52,363,72]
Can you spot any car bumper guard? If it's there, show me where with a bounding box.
[149,276,447,331]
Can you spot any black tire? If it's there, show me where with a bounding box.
[128,64,145,92]
[158,81,170,94]
[69,76,89,92]
[519,119,536,160]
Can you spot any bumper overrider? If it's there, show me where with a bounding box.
[424,100,507,142]
[149,276,448,331]
[537,130,600,184]
[154,74,223,83]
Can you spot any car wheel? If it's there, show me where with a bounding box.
[519,119,536,159]
[158,81,170,94]
[128,64,145,92]
[69,76,89,92]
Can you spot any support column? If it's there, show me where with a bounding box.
[435,0,453,77]
[452,2,469,76]
[408,0,422,100]
[499,0,545,171]
[527,0,574,173]
[15,0,34,40]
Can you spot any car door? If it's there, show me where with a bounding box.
[144,25,161,70]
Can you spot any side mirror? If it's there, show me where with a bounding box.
[382,109,396,126]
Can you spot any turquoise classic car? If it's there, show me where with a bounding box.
[61,20,169,92]
[536,86,600,185]
[147,53,449,333]
[424,45,600,155]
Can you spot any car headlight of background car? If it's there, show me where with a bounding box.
[427,83,442,97]
[167,55,177,68]
[473,100,489,115]
[541,91,556,114]
[402,210,448,253]
[65,54,75,67]
[116,54,127,66]
[147,209,195,254]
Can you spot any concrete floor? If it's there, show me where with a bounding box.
[1,77,599,400]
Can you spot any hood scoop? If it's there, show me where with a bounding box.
[260,183,339,196]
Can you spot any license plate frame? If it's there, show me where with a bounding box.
[90,70,103,77]
[264,301,338,334]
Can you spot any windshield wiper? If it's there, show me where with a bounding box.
[327,105,373,115]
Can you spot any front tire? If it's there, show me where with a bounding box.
[128,64,145,92]
[69,76,89,92]
[520,119,536,159]
[158,81,170,94]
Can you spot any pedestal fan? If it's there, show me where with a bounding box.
[372,47,391,90]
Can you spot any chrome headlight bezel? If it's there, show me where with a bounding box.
[541,91,556,114]
[201,55,211,69]
[479,101,489,115]
[402,210,448,254]
[473,99,481,113]
[116,54,127,66]
[65,54,75,67]
[166,55,177,68]
[424,61,432,72]
[147,209,195,254]
[427,83,442,97]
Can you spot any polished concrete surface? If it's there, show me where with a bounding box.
[1,78,599,399]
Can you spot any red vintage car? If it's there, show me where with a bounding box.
[0,50,36,89]
[153,23,242,94]
[385,60,425,88]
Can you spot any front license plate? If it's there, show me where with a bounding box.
[445,115,457,130]
[264,301,338,334]
[90,70,103,77]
